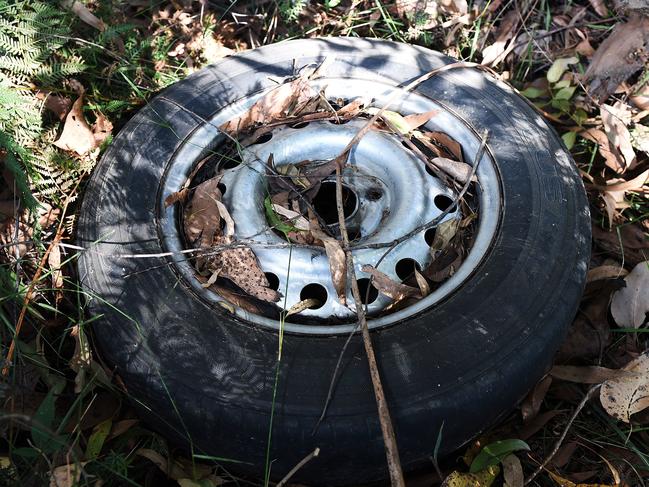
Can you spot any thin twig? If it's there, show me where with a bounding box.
[334,164,405,486]
[275,447,320,487]
[524,384,601,485]
[2,172,86,376]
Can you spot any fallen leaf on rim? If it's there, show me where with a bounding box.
[271,203,309,231]
[184,176,222,248]
[421,131,464,161]
[584,14,649,101]
[600,352,649,422]
[164,188,189,208]
[311,228,347,306]
[551,365,641,384]
[286,299,321,316]
[402,110,439,132]
[414,269,430,297]
[431,157,473,183]
[220,72,317,134]
[361,265,420,302]
[502,454,523,487]
[610,260,649,328]
[430,218,459,254]
[600,103,636,171]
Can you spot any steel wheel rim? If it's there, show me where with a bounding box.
[159,77,502,334]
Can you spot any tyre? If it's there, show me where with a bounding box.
[77,37,590,485]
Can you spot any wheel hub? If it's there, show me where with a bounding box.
[220,119,459,319]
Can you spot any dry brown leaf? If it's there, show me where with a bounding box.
[271,203,309,230]
[361,265,420,302]
[53,96,97,155]
[184,177,222,248]
[502,454,523,487]
[164,188,189,208]
[521,376,552,422]
[600,103,636,171]
[220,72,317,134]
[586,264,628,283]
[551,365,641,384]
[630,84,649,111]
[600,352,649,422]
[481,11,519,67]
[610,260,649,328]
[587,0,608,16]
[592,225,648,267]
[61,0,106,31]
[414,269,430,297]
[422,131,464,161]
[92,113,113,148]
[311,228,347,305]
[551,441,578,469]
[48,243,64,290]
[107,419,139,441]
[69,325,92,394]
[49,462,87,487]
[431,157,473,183]
[584,14,649,101]
[402,110,439,132]
[286,299,321,316]
[430,218,459,254]
[38,92,72,120]
[579,128,625,172]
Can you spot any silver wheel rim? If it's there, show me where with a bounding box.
[160,77,502,334]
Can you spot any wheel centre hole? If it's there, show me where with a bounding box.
[312,181,358,225]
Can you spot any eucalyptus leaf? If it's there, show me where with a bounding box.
[547,57,578,84]
[469,439,530,473]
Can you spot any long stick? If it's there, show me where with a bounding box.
[334,162,405,487]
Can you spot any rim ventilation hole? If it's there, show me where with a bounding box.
[357,278,378,304]
[395,258,421,280]
[434,194,454,211]
[313,181,358,225]
[265,272,280,291]
[424,228,436,246]
[290,121,310,129]
[220,158,241,170]
[300,284,327,309]
[252,133,273,145]
[217,183,227,195]
[366,188,383,201]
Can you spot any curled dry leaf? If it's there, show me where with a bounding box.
[610,260,649,328]
[220,72,317,134]
[600,352,649,422]
[414,269,430,297]
[600,103,636,171]
[54,95,112,156]
[550,365,641,384]
[587,0,608,16]
[311,228,347,305]
[286,299,321,316]
[481,11,519,67]
[430,218,459,254]
[421,131,464,161]
[184,177,222,248]
[360,265,420,302]
[586,264,627,283]
[584,14,649,101]
[579,128,626,173]
[431,157,473,183]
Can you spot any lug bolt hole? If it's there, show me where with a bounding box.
[252,133,273,145]
[434,194,454,211]
[357,278,379,304]
[265,272,280,291]
[366,188,383,201]
[300,283,327,309]
[395,258,421,280]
